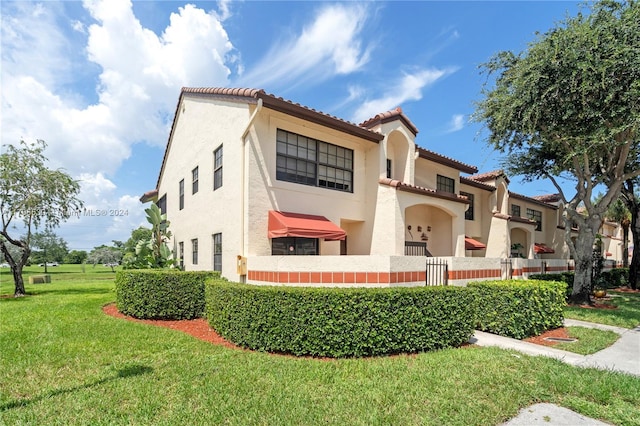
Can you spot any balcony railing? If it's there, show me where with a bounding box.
[405,241,432,257]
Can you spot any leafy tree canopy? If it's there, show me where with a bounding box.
[0,139,83,296]
[64,249,88,265]
[473,0,640,303]
[30,230,69,266]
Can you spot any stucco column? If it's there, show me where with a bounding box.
[370,185,404,255]
[453,207,467,257]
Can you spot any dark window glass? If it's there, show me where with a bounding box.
[157,194,167,215]
[178,242,184,269]
[179,180,184,210]
[213,233,222,272]
[461,191,474,220]
[214,145,223,190]
[191,238,198,265]
[276,129,353,192]
[192,166,199,194]
[271,237,318,255]
[436,175,455,193]
[511,204,521,217]
[386,159,392,179]
[527,208,542,231]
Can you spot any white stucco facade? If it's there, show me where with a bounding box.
[143,88,629,286]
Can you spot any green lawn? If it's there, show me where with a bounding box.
[554,326,621,355]
[1,266,640,425]
[564,291,640,329]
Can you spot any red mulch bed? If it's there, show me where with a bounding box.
[102,303,241,350]
[524,327,573,347]
[613,286,640,293]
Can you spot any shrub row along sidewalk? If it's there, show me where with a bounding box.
[116,271,567,358]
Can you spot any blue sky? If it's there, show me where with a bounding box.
[1,0,584,252]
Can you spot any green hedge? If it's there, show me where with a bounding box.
[601,268,629,288]
[116,270,219,319]
[205,280,477,358]
[468,279,566,339]
[531,269,629,293]
[529,273,574,299]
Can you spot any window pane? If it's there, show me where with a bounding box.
[275,129,352,192]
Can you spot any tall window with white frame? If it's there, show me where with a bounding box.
[213,145,223,190]
[212,233,222,272]
[178,241,184,269]
[191,238,198,265]
[461,191,474,220]
[179,179,184,210]
[192,166,199,194]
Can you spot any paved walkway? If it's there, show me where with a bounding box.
[471,319,640,377]
[469,319,640,425]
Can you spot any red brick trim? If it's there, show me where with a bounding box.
[247,270,427,284]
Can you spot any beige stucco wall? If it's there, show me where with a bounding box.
[157,93,589,285]
[244,110,381,260]
[158,96,250,279]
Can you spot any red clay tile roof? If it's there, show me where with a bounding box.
[181,87,383,142]
[415,146,478,174]
[379,178,471,204]
[532,193,563,203]
[509,191,559,210]
[154,87,386,190]
[359,107,419,136]
[460,176,496,191]
[468,169,510,183]
[139,189,158,203]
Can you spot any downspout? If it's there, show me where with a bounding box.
[239,98,263,282]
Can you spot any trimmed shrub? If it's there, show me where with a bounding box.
[468,279,566,339]
[205,280,477,358]
[530,273,574,300]
[116,270,219,319]
[601,268,629,289]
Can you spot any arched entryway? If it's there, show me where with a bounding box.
[405,204,454,257]
[510,227,530,258]
[387,130,411,182]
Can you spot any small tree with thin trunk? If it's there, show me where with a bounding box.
[0,140,82,297]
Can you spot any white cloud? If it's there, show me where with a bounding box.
[351,67,457,124]
[2,0,235,177]
[1,0,237,249]
[446,114,465,133]
[58,174,147,250]
[239,3,372,90]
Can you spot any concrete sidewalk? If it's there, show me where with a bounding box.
[471,319,640,425]
[470,319,640,376]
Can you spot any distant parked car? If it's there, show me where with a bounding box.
[38,262,59,267]
[0,263,9,268]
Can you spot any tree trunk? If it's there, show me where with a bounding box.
[621,223,629,268]
[0,239,30,297]
[567,218,599,305]
[629,206,640,290]
[12,264,26,297]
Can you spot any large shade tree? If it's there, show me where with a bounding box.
[474,0,640,303]
[0,140,83,296]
